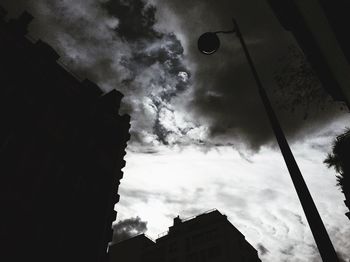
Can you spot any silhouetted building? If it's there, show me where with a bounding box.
[267,0,350,109]
[0,8,130,262]
[109,234,156,262]
[109,210,261,262]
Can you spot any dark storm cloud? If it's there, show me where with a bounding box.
[112,216,148,243]
[103,0,159,41]
[154,0,345,151]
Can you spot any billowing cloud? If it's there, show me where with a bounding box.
[101,0,196,146]
[152,0,346,151]
[112,216,148,243]
[1,0,345,152]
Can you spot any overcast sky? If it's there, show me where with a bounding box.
[1,0,350,261]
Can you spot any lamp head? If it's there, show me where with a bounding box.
[198,32,220,55]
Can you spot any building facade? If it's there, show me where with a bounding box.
[0,8,130,262]
[267,0,350,109]
[267,0,350,221]
[109,210,261,262]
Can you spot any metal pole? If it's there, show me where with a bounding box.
[231,19,339,262]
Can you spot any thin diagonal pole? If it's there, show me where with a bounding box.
[231,18,338,262]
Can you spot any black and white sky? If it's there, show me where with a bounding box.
[2,0,350,261]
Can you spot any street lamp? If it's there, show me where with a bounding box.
[198,19,339,262]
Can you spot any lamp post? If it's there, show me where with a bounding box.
[198,19,339,262]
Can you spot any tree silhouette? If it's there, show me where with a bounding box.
[324,129,350,220]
